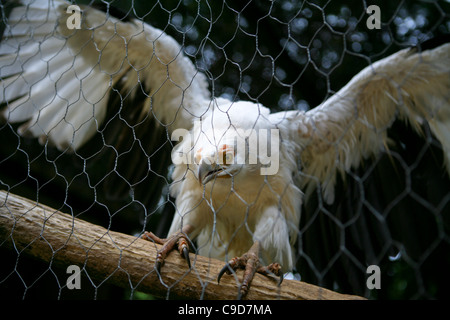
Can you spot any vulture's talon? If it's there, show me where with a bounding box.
[278,274,284,286]
[141,228,193,273]
[217,263,233,284]
[256,262,283,285]
[217,241,282,298]
[182,246,191,269]
[155,259,163,274]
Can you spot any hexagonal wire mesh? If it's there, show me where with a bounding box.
[0,0,449,299]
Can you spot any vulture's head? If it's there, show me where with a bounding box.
[172,99,279,189]
[194,140,242,185]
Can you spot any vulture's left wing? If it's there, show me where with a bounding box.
[272,38,450,294]
[275,39,450,204]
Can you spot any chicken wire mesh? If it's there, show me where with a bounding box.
[0,0,450,300]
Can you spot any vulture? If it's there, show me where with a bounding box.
[1,0,449,297]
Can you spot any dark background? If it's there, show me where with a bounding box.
[1,0,450,299]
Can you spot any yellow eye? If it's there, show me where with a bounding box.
[223,152,234,165]
[218,144,235,165]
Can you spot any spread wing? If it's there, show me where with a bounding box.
[275,40,450,203]
[1,0,210,148]
[0,0,210,206]
[273,38,450,294]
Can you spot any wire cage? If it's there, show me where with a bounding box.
[0,0,449,300]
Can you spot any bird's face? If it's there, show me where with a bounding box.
[183,100,274,186]
[195,142,242,185]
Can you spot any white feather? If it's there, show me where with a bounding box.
[1,0,210,151]
[277,43,450,204]
[169,99,301,271]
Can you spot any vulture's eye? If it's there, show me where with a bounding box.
[219,144,235,165]
[223,152,234,165]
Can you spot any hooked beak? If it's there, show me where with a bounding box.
[197,160,225,185]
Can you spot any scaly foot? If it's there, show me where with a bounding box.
[141,225,193,273]
[217,241,283,298]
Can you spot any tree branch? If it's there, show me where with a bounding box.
[0,190,364,300]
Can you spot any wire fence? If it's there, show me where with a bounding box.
[1,0,450,299]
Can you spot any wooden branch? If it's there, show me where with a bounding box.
[0,190,364,300]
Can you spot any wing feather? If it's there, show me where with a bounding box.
[1,0,211,151]
[277,41,450,204]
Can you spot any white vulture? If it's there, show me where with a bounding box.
[1,0,450,297]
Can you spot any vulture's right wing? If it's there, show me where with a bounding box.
[1,0,210,150]
[1,0,211,206]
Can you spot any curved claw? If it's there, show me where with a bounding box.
[217,263,232,284]
[155,259,162,274]
[278,273,284,286]
[182,247,191,269]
